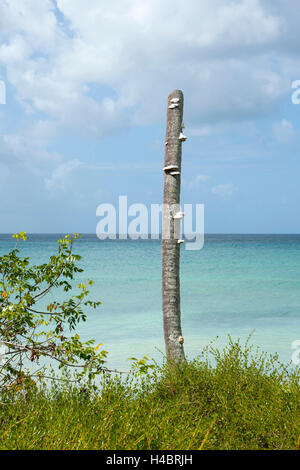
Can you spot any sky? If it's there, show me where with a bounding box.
[1,0,300,234]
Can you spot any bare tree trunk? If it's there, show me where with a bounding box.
[162,89,186,362]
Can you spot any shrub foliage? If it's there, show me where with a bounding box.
[0,233,107,394]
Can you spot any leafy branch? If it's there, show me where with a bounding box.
[0,232,110,394]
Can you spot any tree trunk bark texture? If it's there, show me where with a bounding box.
[162,89,186,362]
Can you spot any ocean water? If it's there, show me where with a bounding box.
[0,234,300,370]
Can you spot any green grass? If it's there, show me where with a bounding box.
[1,337,300,450]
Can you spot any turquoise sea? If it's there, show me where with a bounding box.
[1,234,300,370]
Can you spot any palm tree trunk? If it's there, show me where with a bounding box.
[162,89,186,362]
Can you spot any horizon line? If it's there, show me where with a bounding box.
[1,233,300,236]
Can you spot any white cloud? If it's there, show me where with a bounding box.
[272,119,296,143]
[0,0,299,199]
[0,0,296,139]
[184,174,211,190]
[0,163,10,187]
[0,120,61,171]
[188,126,212,137]
[44,159,83,192]
[211,183,238,199]
[195,175,211,183]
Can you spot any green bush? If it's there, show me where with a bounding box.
[1,337,299,450]
[1,235,299,450]
[0,233,107,393]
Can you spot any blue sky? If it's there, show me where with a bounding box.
[1,0,300,233]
